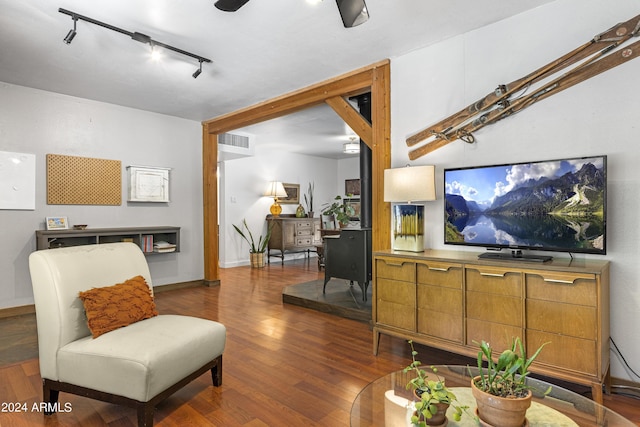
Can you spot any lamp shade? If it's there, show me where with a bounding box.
[383,165,436,202]
[264,181,288,198]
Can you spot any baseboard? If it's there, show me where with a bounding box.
[153,279,206,293]
[611,376,640,398]
[0,279,206,318]
[0,304,35,318]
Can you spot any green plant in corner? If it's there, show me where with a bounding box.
[404,340,466,426]
[232,219,273,253]
[473,337,550,398]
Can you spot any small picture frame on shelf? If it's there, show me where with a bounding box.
[46,216,68,230]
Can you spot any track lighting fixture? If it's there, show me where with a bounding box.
[192,59,203,79]
[58,8,212,77]
[63,15,77,44]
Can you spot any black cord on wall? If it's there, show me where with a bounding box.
[609,337,640,400]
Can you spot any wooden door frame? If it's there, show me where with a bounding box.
[201,60,391,284]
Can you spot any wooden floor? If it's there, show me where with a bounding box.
[0,258,638,426]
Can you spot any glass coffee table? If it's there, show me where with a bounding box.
[350,366,635,426]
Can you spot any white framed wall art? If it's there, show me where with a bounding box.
[127,165,171,202]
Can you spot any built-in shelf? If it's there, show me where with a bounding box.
[35,226,180,254]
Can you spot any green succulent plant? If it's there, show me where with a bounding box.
[473,337,550,398]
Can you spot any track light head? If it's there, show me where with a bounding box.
[192,59,203,79]
[63,29,77,44]
[63,16,78,44]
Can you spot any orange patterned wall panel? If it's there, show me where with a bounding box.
[46,154,121,205]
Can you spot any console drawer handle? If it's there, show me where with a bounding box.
[543,278,575,284]
[384,262,405,267]
[480,272,506,278]
[428,267,449,272]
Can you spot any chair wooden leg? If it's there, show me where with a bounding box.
[42,379,59,415]
[137,404,155,427]
[211,355,223,386]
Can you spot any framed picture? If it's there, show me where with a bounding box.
[46,216,69,230]
[344,198,361,220]
[281,183,300,204]
[127,165,171,202]
[345,178,361,196]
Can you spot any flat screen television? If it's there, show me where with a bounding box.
[444,155,606,262]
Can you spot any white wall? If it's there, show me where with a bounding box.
[0,81,362,307]
[219,146,360,267]
[391,0,640,380]
[0,82,204,308]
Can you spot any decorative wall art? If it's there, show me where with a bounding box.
[127,165,171,202]
[0,151,35,210]
[281,183,300,204]
[47,154,121,205]
[344,198,361,220]
[345,178,360,196]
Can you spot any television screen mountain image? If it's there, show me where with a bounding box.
[444,156,606,254]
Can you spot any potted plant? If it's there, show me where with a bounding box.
[304,182,314,218]
[232,219,273,268]
[321,195,355,227]
[470,337,549,427]
[404,341,466,426]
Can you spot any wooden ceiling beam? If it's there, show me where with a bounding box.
[203,60,387,135]
[325,96,372,148]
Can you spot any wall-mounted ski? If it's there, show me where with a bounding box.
[406,14,640,159]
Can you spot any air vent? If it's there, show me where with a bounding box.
[218,133,250,149]
[218,131,255,161]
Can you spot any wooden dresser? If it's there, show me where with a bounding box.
[266,215,321,263]
[372,249,610,403]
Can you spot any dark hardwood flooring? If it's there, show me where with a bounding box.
[0,258,638,426]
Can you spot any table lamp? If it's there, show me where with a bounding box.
[264,181,288,216]
[383,165,436,252]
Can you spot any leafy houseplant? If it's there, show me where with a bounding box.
[470,337,549,427]
[304,182,314,217]
[321,195,355,227]
[233,219,273,253]
[233,219,273,268]
[404,341,466,426]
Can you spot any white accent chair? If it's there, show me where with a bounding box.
[28,242,226,427]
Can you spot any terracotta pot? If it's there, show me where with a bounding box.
[250,252,265,268]
[413,390,449,427]
[470,376,531,427]
[426,402,449,426]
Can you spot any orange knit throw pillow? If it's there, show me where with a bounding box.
[78,275,158,338]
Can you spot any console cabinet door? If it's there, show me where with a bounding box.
[283,221,296,246]
[465,266,524,350]
[526,271,600,375]
[416,261,463,343]
[375,258,416,331]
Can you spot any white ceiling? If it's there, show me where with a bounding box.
[0,0,555,158]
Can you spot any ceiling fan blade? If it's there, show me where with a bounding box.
[336,0,369,28]
[214,0,250,12]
